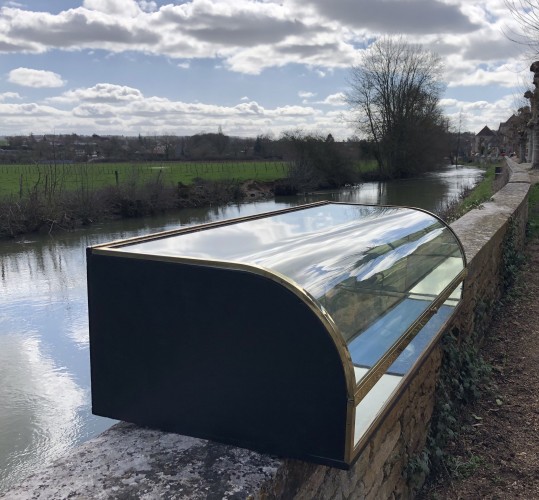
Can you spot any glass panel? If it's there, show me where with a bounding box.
[353,372,401,446]
[119,203,464,358]
[353,302,457,446]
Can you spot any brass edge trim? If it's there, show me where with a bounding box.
[350,299,464,461]
[353,268,467,404]
[89,201,331,250]
[90,248,357,406]
[344,396,356,463]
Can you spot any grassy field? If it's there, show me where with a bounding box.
[0,160,291,199]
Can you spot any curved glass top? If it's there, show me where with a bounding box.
[117,203,465,366]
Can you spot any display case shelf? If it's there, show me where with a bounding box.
[87,201,466,469]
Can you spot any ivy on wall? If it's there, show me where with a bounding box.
[407,215,526,490]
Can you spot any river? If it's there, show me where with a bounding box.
[0,165,483,493]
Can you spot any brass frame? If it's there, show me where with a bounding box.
[89,200,467,466]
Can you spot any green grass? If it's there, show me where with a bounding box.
[527,182,539,239]
[0,159,381,199]
[0,160,291,199]
[437,163,496,222]
[447,454,485,480]
[459,163,496,212]
[355,159,379,174]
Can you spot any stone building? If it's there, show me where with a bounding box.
[474,109,529,161]
[498,109,530,160]
[474,125,498,156]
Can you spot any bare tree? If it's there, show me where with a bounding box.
[505,0,539,50]
[345,37,447,178]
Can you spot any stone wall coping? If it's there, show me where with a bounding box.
[451,159,530,263]
[1,422,281,500]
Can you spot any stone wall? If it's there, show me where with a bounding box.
[451,160,529,337]
[1,160,531,500]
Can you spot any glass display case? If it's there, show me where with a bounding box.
[87,201,466,469]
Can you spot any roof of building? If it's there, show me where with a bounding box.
[477,125,496,137]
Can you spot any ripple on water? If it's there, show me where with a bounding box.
[0,333,85,493]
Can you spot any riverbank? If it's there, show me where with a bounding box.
[418,169,539,499]
[0,178,275,239]
[0,162,489,240]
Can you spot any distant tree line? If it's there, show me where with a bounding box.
[0,130,367,164]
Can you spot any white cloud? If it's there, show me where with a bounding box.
[0,91,22,101]
[0,1,358,74]
[448,64,523,88]
[0,1,527,138]
[51,83,145,103]
[441,93,517,133]
[82,0,141,17]
[7,67,65,88]
[72,102,117,118]
[0,83,336,138]
[305,0,479,35]
[0,0,507,82]
[0,101,67,117]
[319,92,346,106]
[440,98,459,107]
[0,5,160,52]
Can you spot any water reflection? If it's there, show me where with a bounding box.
[0,164,482,493]
[0,240,116,492]
[0,332,84,489]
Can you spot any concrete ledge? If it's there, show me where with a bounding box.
[450,158,530,340]
[1,422,281,500]
[451,160,530,263]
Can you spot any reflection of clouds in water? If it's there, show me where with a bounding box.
[67,318,90,349]
[0,334,85,492]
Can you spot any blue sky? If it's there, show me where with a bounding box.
[0,0,534,139]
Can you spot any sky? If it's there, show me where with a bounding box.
[0,0,536,139]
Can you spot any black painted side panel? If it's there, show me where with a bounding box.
[87,251,349,467]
